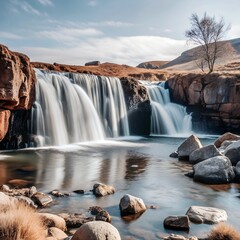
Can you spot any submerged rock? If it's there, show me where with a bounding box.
[170,151,178,158]
[177,135,202,160]
[93,183,115,197]
[119,194,146,216]
[163,215,190,230]
[189,144,222,165]
[71,221,121,240]
[50,189,70,197]
[193,156,235,184]
[186,206,227,224]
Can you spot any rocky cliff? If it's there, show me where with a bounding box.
[0,45,36,149]
[167,73,240,133]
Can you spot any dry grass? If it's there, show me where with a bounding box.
[0,198,46,240]
[208,222,240,240]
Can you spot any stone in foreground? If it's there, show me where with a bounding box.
[71,221,121,240]
[189,144,222,165]
[193,156,235,184]
[93,183,115,196]
[119,194,146,216]
[177,135,202,160]
[186,206,227,224]
[163,216,190,230]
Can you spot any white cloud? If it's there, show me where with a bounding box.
[0,32,23,40]
[37,0,53,6]
[38,27,104,42]
[21,36,190,66]
[11,0,40,15]
[227,25,240,39]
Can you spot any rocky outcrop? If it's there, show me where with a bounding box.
[137,60,169,69]
[0,45,36,148]
[167,73,240,133]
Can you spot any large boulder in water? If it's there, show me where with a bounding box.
[214,132,240,148]
[189,144,222,165]
[193,156,235,184]
[186,206,228,224]
[119,194,146,216]
[177,135,202,160]
[71,221,121,240]
[224,140,240,166]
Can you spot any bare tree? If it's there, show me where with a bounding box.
[185,12,230,73]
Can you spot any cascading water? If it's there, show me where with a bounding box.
[31,69,129,146]
[141,81,192,135]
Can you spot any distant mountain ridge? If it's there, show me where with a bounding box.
[137,38,240,71]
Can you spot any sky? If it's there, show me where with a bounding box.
[0,0,239,66]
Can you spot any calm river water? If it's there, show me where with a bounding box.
[1,136,240,239]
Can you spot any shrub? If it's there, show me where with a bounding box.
[208,222,240,240]
[0,198,46,240]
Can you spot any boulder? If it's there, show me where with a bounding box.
[224,140,240,166]
[186,206,228,224]
[163,216,190,230]
[189,144,222,164]
[214,132,240,148]
[71,221,121,240]
[119,194,146,216]
[193,156,235,184]
[0,44,36,110]
[0,110,11,141]
[48,227,68,239]
[177,135,202,160]
[32,192,53,207]
[85,61,100,66]
[93,183,115,197]
[39,213,66,231]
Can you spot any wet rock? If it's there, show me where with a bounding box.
[224,140,240,166]
[32,192,53,207]
[119,194,146,216]
[170,151,178,158]
[71,221,121,240]
[7,179,33,188]
[186,206,228,224]
[185,171,194,178]
[48,227,68,239]
[96,210,111,223]
[93,183,115,197]
[89,206,104,215]
[177,135,202,160]
[39,213,66,231]
[163,216,190,230]
[193,156,235,184]
[214,132,240,148]
[16,195,38,208]
[73,189,84,194]
[58,213,94,228]
[189,144,222,165]
[50,189,70,197]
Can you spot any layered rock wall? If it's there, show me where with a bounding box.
[0,45,36,148]
[167,73,240,133]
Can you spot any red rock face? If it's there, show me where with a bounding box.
[0,110,10,141]
[0,45,36,110]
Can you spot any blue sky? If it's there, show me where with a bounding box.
[0,0,239,66]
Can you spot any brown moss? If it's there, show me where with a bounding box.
[208,223,240,240]
[0,199,46,240]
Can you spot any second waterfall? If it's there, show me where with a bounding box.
[31,70,129,146]
[142,81,192,135]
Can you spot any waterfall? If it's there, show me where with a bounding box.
[141,81,192,135]
[31,69,129,146]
